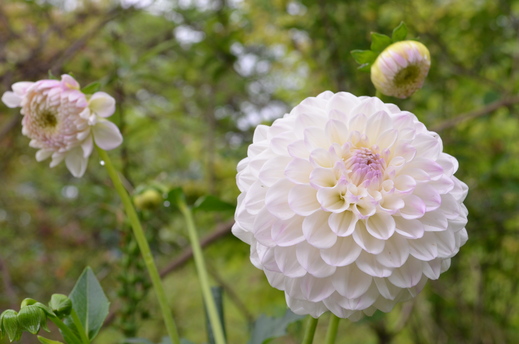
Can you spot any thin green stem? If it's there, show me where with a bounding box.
[302,316,319,344]
[70,309,89,344]
[97,147,180,344]
[324,314,340,344]
[48,316,82,344]
[178,200,226,344]
[375,89,384,99]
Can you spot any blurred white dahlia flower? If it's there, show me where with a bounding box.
[233,91,468,320]
[1,75,122,177]
[371,41,431,99]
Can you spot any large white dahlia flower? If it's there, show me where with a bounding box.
[1,74,122,177]
[233,91,468,320]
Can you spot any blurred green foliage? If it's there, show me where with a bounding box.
[0,0,519,343]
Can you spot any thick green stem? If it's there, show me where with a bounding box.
[375,89,384,99]
[324,314,340,344]
[302,316,319,344]
[97,148,180,344]
[48,316,82,344]
[70,309,90,344]
[178,200,226,344]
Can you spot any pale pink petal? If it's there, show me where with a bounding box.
[302,212,337,249]
[273,246,306,278]
[332,265,372,299]
[92,120,123,150]
[65,148,88,178]
[328,211,358,237]
[299,275,335,302]
[409,232,438,261]
[375,235,409,268]
[288,184,320,216]
[258,155,291,186]
[81,135,94,158]
[320,235,361,267]
[387,256,423,288]
[352,221,385,254]
[61,74,80,90]
[365,212,395,240]
[1,92,22,108]
[35,149,53,162]
[394,217,425,239]
[265,179,295,219]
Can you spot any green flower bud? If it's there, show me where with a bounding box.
[48,294,72,319]
[17,305,46,335]
[0,309,22,342]
[133,188,163,210]
[371,40,431,98]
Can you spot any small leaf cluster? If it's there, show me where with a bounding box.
[0,267,109,344]
[350,22,408,72]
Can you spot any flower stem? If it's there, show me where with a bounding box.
[70,309,90,344]
[324,314,340,344]
[177,200,226,344]
[302,316,319,344]
[96,147,180,344]
[375,90,384,99]
[48,316,82,344]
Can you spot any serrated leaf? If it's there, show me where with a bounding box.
[81,82,101,95]
[37,336,64,344]
[350,50,377,65]
[193,195,235,212]
[392,22,408,42]
[370,32,393,53]
[248,309,305,344]
[68,267,110,341]
[166,187,185,208]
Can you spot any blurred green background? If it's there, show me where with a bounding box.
[1,0,518,343]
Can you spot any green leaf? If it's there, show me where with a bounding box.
[248,309,305,344]
[357,64,372,72]
[370,32,393,53]
[392,21,408,42]
[166,187,186,208]
[81,82,101,95]
[68,267,110,341]
[38,336,65,344]
[193,195,235,212]
[350,50,377,65]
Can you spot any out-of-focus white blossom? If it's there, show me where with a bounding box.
[371,41,431,99]
[2,75,122,177]
[233,91,468,320]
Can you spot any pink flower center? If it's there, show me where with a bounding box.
[345,147,385,186]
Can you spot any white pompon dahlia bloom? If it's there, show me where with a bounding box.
[233,91,468,320]
[1,74,122,177]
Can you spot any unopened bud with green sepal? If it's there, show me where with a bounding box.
[351,21,431,98]
[371,40,431,98]
[0,309,22,342]
[49,294,72,319]
[17,304,48,335]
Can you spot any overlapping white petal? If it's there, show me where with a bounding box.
[233,91,468,320]
[1,75,122,177]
